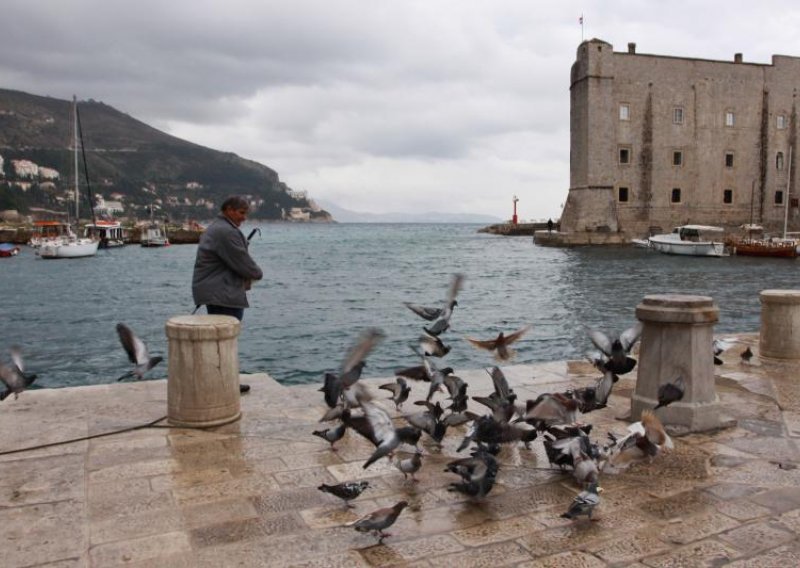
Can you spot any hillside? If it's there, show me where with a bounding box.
[0,88,331,221]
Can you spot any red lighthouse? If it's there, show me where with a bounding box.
[512,195,519,225]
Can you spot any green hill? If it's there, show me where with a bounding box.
[0,88,331,221]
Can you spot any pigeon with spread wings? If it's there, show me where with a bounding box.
[115,323,163,381]
[465,325,531,361]
[0,346,37,401]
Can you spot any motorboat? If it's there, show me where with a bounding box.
[647,225,727,257]
[0,243,20,257]
[84,220,126,248]
[140,223,170,247]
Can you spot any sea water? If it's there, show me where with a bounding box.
[0,223,794,388]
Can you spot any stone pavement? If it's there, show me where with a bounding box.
[3,333,800,567]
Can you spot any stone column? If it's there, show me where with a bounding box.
[166,315,242,427]
[759,290,800,360]
[631,294,722,433]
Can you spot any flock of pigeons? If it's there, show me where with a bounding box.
[311,273,750,544]
[0,277,755,546]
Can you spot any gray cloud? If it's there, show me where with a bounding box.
[1,0,798,218]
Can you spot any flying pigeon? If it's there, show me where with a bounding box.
[361,399,402,469]
[517,392,579,429]
[406,400,448,444]
[378,377,411,410]
[713,338,734,365]
[319,328,385,411]
[588,322,642,375]
[115,323,163,381]
[561,482,602,521]
[0,346,37,401]
[318,480,369,507]
[654,376,686,410]
[465,325,531,361]
[347,501,408,543]
[419,331,451,358]
[445,448,499,498]
[604,410,673,471]
[423,273,465,336]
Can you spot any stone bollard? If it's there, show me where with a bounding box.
[631,294,723,433]
[759,290,800,360]
[166,315,242,427]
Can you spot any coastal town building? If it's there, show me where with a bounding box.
[11,159,38,179]
[558,39,800,244]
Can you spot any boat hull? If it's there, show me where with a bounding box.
[731,241,798,258]
[39,240,99,259]
[648,237,726,257]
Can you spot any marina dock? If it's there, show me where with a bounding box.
[3,332,800,566]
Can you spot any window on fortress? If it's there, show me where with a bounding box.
[776,191,784,205]
[673,107,684,124]
[618,187,629,202]
[725,111,735,127]
[671,188,681,203]
[673,151,683,166]
[777,115,787,129]
[620,104,630,121]
[725,152,734,168]
[619,147,630,164]
[723,189,733,204]
[777,152,784,171]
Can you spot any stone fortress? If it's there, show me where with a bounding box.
[554,39,800,245]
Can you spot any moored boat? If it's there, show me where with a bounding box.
[0,243,20,257]
[84,220,126,248]
[648,225,727,257]
[140,223,170,247]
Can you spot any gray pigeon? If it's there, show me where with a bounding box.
[312,422,347,450]
[379,377,411,410]
[319,328,385,411]
[347,501,408,543]
[419,331,451,357]
[561,482,602,521]
[588,322,642,375]
[654,376,685,410]
[423,273,464,336]
[0,346,37,401]
[115,323,163,381]
[361,400,402,469]
[395,450,423,482]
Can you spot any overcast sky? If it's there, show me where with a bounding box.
[2,1,799,219]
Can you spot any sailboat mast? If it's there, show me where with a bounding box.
[73,95,79,223]
[784,145,793,239]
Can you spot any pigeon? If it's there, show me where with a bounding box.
[604,410,673,471]
[406,401,448,444]
[713,338,734,365]
[319,328,385,411]
[588,322,642,375]
[361,399,402,469]
[395,450,423,482]
[444,374,469,413]
[543,428,600,471]
[573,451,600,487]
[471,366,518,422]
[318,480,369,507]
[115,323,163,381]
[379,377,411,410]
[654,376,686,410]
[445,448,499,498]
[423,273,465,336]
[0,346,37,401]
[741,346,754,362]
[402,347,454,402]
[465,325,531,361]
[419,331,451,357]
[593,370,618,407]
[561,482,602,521]
[517,392,579,429]
[403,302,444,322]
[457,414,537,451]
[312,422,347,451]
[347,501,408,543]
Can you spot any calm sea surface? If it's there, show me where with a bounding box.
[0,223,796,389]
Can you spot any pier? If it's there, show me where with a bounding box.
[4,333,800,566]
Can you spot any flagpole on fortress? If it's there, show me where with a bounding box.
[579,15,584,42]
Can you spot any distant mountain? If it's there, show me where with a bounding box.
[317,200,503,224]
[0,88,331,221]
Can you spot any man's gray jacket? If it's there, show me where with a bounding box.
[192,215,263,308]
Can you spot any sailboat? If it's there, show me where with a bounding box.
[39,96,99,259]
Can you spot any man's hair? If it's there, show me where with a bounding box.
[221,196,250,212]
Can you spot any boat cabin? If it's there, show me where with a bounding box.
[84,221,126,248]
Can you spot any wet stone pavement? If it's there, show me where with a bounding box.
[3,333,800,567]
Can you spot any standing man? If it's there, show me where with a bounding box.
[547,218,554,233]
[192,196,263,322]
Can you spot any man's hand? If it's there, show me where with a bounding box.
[244,279,252,291]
